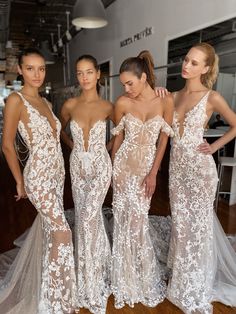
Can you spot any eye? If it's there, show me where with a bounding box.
[40,67,45,72]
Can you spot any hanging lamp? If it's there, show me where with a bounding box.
[72,0,108,29]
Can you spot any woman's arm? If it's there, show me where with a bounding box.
[198,91,236,154]
[142,95,174,198]
[60,99,73,149]
[2,93,27,201]
[111,97,126,162]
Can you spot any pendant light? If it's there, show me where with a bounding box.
[72,0,108,29]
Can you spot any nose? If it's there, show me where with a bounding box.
[34,70,40,78]
[125,85,130,93]
[184,61,190,69]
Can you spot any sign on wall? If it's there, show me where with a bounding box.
[120,27,154,48]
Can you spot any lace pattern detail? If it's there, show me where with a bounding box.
[0,92,76,314]
[111,113,172,308]
[70,120,112,314]
[167,91,218,314]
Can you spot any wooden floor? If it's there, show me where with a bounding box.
[0,145,236,314]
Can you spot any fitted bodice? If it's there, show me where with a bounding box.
[172,91,210,148]
[70,119,107,153]
[17,92,61,154]
[111,113,173,146]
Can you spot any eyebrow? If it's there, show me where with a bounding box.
[77,68,94,72]
[25,64,45,67]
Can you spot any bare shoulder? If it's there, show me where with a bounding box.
[100,99,113,109]
[6,92,23,106]
[208,90,224,104]
[159,93,174,110]
[115,95,130,108]
[62,96,78,111]
[5,92,24,112]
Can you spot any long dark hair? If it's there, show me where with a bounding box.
[119,50,156,89]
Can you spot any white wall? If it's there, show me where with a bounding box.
[69,0,236,101]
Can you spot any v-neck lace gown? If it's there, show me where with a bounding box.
[0,92,76,314]
[168,91,236,313]
[70,120,112,314]
[111,113,174,309]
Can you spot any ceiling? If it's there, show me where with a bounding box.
[1,0,116,49]
[168,18,236,62]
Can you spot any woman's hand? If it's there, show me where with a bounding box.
[197,139,215,155]
[15,182,27,201]
[141,172,157,198]
[155,87,170,98]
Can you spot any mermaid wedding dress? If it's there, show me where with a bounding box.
[168,91,236,313]
[111,113,173,308]
[0,92,76,314]
[70,119,112,314]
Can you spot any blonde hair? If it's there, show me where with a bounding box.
[119,50,156,89]
[193,42,219,89]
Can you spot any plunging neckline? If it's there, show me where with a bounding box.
[18,92,58,136]
[71,119,106,152]
[126,112,163,124]
[174,91,210,139]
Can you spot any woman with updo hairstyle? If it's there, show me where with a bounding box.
[158,42,236,313]
[111,50,174,308]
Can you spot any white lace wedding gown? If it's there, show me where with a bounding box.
[70,120,112,314]
[168,91,236,313]
[0,92,76,314]
[111,113,173,309]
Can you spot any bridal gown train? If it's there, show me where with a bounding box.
[168,91,236,314]
[70,120,112,314]
[111,113,174,309]
[0,92,76,314]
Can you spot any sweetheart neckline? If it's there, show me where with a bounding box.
[125,112,163,124]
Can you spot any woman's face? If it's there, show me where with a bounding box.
[18,54,46,88]
[120,71,146,98]
[76,59,100,91]
[181,47,209,80]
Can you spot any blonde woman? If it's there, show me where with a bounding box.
[165,43,236,313]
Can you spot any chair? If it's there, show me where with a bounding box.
[215,157,236,212]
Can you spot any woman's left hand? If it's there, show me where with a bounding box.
[141,172,157,198]
[197,139,214,154]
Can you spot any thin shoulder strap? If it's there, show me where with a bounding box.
[15,91,26,103]
[43,97,52,110]
[203,90,211,104]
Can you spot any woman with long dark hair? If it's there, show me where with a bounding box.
[0,48,76,313]
[111,50,174,309]
[60,55,113,314]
